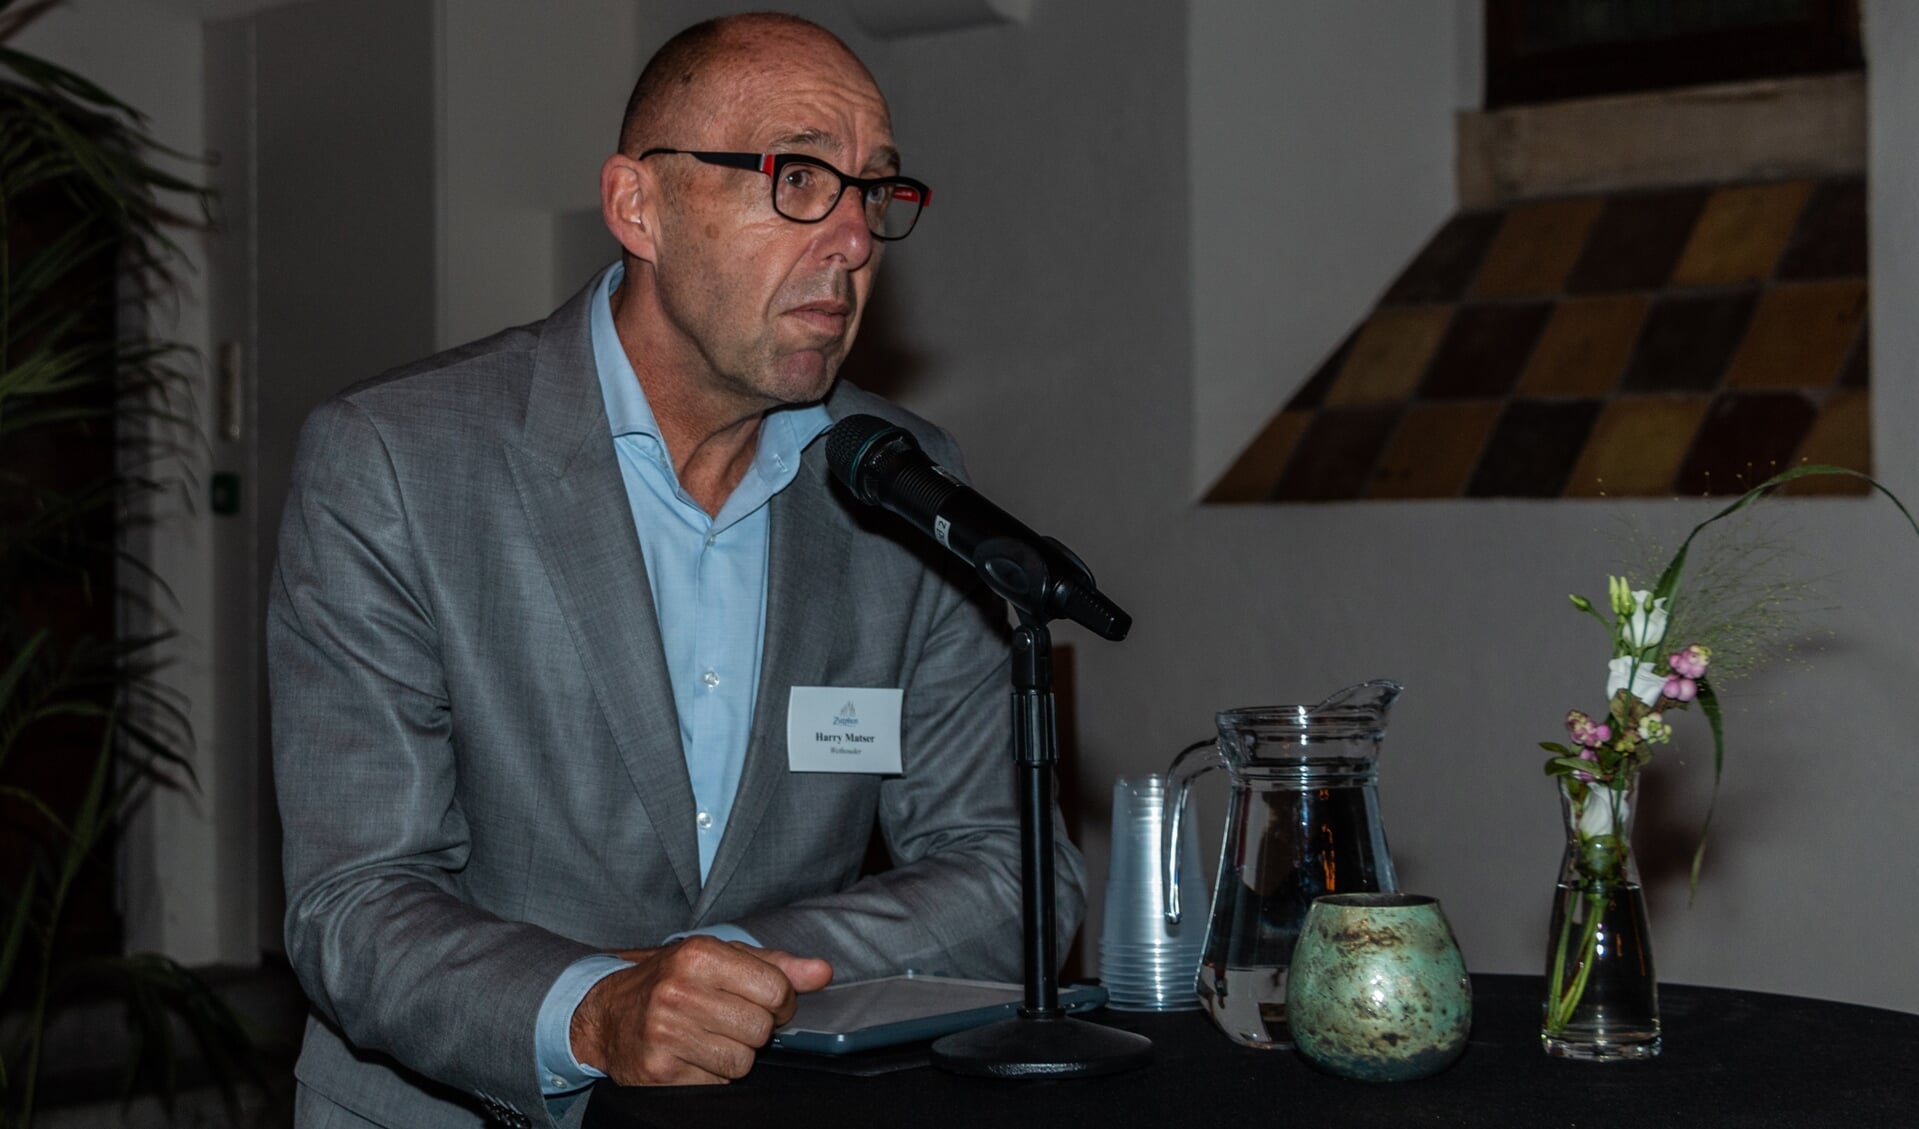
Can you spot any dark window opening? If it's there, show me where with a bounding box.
[1486,0,1863,108]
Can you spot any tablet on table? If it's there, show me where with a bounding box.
[769,973,1108,1055]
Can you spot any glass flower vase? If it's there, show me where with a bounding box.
[1540,769,1661,1060]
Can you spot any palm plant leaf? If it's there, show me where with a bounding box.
[2,225,118,315]
[2,4,240,1120]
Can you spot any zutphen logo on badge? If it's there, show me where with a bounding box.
[835,701,858,726]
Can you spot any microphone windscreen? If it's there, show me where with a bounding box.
[826,413,912,494]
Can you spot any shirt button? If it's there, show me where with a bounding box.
[702,669,720,688]
[704,532,717,547]
[697,810,714,830]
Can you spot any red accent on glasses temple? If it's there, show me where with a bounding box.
[757,154,776,176]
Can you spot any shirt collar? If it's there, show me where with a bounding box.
[591,262,663,441]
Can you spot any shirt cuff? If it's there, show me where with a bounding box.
[535,954,633,1096]
[666,922,764,947]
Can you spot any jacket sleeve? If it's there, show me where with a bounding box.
[269,397,589,1126]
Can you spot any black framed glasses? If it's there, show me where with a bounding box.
[637,149,931,241]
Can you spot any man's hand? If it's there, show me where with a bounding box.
[569,937,833,1085]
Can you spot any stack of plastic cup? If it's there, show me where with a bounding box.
[1098,774,1207,1011]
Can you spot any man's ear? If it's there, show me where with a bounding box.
[601,153,659,263]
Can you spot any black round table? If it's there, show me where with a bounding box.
[580,974,1919,1128]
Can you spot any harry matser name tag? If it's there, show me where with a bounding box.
[787,687,903,774]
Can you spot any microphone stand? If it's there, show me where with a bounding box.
[929,612,1153,1077]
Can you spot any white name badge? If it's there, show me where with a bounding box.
[787,687,904,774]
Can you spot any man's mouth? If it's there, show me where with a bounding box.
[786,299,853,337]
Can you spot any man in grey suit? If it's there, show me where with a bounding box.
[268,13,1085,1128]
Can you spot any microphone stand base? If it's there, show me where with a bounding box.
[929,1013,1153,1079]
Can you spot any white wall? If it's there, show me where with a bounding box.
[435,0,641,348]
[1189,2,1465,488]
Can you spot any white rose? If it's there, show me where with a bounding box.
[1606,657,1668,705]
[1578,790,1629,839]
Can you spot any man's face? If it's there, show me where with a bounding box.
[647,39,896,414]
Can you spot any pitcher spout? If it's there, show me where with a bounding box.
[1312,679,1403,722]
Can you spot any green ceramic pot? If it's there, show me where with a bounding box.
[1285,893,1472,1082]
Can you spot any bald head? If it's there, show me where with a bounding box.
[596,11,901,429]
[617,13,881,157]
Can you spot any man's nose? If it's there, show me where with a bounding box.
[819,183,875,266]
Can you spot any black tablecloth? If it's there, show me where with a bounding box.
[581,974,1919,1128]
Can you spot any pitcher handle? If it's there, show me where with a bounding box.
[1162,736,1224,924]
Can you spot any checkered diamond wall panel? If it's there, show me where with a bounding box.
[1207,176,1871,503]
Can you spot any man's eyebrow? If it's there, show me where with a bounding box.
[768,128,901,175]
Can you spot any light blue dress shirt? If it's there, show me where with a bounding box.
[533,264,832,1096]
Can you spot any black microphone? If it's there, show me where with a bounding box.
[826,414,1130,641]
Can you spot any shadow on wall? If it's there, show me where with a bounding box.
[839,274,931,403]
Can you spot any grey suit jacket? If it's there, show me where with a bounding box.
[267,279,1087,1129]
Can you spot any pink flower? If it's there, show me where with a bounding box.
[1574,746,1599,783]
[1663,675,1697,703]
[1668,644,1711,680]
[1566,710,1612,749]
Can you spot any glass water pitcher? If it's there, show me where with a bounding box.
[1162,680,1402,1049]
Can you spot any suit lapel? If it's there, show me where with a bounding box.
[694,439,852,920]
[507,285,703,911]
